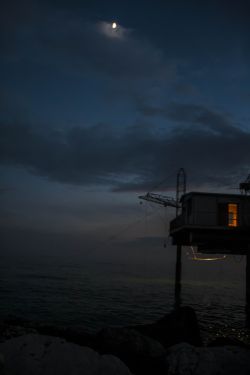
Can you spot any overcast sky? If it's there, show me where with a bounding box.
[1,0,250,257]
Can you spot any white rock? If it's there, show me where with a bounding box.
[0,334,132,375]
[167,342,250,375]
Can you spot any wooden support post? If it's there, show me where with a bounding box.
[175,244,182,309]
[246,244,250,328]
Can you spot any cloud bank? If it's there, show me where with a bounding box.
[1,103,249,191]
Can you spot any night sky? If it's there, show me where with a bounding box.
[1,0,250,260]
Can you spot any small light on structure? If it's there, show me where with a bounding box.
[112,22,117,29]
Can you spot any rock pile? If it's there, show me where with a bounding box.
[1,307,250,375]
[0,334,132,375]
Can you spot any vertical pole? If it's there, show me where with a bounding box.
[246,245,250,328]
[176,168,186,217]
[175,244,182,309]
[174,169,185,310]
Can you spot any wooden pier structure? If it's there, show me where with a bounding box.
[169,190,250,326]
[140,171,250,326]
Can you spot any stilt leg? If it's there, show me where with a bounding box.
[175,244,182,309]
[246,248,250,328]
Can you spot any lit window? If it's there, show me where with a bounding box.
[228,203,238,227]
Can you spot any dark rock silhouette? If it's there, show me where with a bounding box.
[96,327,167,375]
[93,307,201,374]
[0,318,94,348]
[0,334,132,375]
[129,306,202,348]
[36,325,95,348]
[6,307,250,375]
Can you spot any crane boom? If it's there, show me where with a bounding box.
[139,192,180,208]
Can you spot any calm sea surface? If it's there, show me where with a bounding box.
[0,250,249,343]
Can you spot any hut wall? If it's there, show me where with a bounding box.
[182,194,250,228]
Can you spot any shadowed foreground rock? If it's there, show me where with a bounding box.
[1,310,250,375]
[96,327,167,374]
[167,342,250,375]
[130,306,202,348]
[0,334,132,375]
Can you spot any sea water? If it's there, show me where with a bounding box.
[0,249,248,344]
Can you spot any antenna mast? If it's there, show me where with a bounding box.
[176,168,186,216]
[240,174,250,195]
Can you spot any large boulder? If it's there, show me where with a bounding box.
[167,342,250,375]
[0,319,37,343]
[36,324,95,348]
[0,318,94,348]
[0,333,132,375]
[96,327,167,374]
[130,306,202,348]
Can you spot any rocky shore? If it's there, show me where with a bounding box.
[1,306,250,375]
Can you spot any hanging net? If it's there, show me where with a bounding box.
[187,246,227,262]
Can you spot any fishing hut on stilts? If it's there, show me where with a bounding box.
[139,170,250,327]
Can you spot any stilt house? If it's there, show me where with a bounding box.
[170,192,250,254]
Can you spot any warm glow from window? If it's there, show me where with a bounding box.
[228,203,238,227]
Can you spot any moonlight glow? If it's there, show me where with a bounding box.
[112,22,117,29]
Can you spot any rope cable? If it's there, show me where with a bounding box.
[148,171,177,193]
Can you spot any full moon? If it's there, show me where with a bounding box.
[112,22,117,29]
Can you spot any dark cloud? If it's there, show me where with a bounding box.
[1,104,250,190]
[173,83,200,97]
[137,102,238,134]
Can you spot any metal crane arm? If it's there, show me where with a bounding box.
[139,192,180,208]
